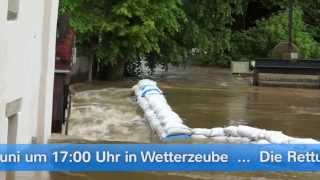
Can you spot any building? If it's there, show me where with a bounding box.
[0,0,59,144]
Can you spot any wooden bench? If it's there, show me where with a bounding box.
[251,58,320,87]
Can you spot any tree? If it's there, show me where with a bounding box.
[298,1,320,41]
[59,0,186,77]
[179,0,246,65]
[59,0,320,72]
[231,7,320,60]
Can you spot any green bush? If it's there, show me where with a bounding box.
[231,8,320,61]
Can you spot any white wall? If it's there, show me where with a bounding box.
[37,0,60,143]
[0,0,59,144]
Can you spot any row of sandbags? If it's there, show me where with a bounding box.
[191,126,319,144]
[133,80,191,140]
[132,79,319,144]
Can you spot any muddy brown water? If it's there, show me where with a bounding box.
[7,66,320,179]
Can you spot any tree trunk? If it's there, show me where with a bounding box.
[97,60,126,80]
[88,55,93,82]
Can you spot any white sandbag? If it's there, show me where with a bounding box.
[265,131,290,144]
[164,123,191,136]
[268,136,289,144]
[192,128,212,137]
[156,107,177,118]
[289,138,319,144]
[154,105,172,115]
[252,139,270,144]
[144,110,157,121]
[158,104,171,112]
[146,93,167,102]
[135,80,319,144]
[133,82,145,94]
[134,87,140,96]
[152,103,172,114]
[138,79,157,88]
[227,137,251,144]
[137,85,157,97]
[159,110,181,119]
[145,93,165,100]
[211,136,229,143]
[159,117,183,126]
[139,84,157,91]
[146,95,167,106]
[210,128,225,137]
[237,125,265,140]
[163,122,189,129]
[264,130,283,137]
[149,119,161,131]
[143,89,162,97]
[155,128,168,139]
[160,118,183,126]
[224,126,239,137]
[191,134,209,140]
[165,127,192,136]
[140,86,162,97]
[132,85,138,92]
[137,98,150,110]
[146,96,171,113]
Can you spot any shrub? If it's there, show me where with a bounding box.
[231,8,320,61]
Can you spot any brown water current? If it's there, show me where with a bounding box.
[7,66,320,179]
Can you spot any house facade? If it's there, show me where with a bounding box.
[0,0,59,144]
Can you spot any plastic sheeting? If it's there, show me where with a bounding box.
[134,79,319,144]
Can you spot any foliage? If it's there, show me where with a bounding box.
[181,0,246,65]
[59,0,186,67]
[298,0,320,41]
[59,0,320,74]
[231,8,320,61]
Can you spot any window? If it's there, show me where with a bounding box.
[7,0,20,21]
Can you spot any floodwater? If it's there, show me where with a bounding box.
[68,66,320,141]
[8,66,320,179]
[162,67,320,139]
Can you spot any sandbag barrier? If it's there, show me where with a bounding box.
[132,79,319,144]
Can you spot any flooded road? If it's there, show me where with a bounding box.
[161,67,320,139]
[68,66,320,141]
[68,86,150,143]
[8,66,320,179]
